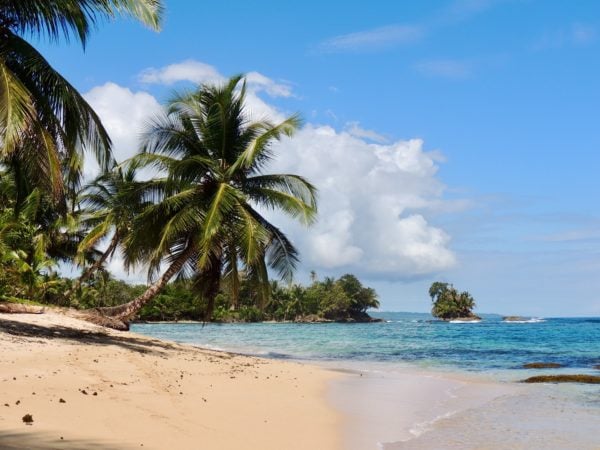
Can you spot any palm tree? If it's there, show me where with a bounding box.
[0,0,163,207]
[95,76,317,325]
[65,165,148,298]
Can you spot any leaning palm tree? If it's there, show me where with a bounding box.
[94,76,317,326]
[0,0,163,207]
[65,165,148,298]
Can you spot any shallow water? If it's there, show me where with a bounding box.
[132,312,600,449]
[132,312,600,373]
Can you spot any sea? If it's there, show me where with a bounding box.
[132,312,600,449]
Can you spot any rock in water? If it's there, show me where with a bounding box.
[523,362,563,369]
[522,374,600,384]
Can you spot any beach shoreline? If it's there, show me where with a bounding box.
[3,311,599,450]
[0,311,342,450]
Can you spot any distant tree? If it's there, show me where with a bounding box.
[429,282,450,302]
[319,284,351,320]
[337,274,379,315]
[429,281,476,320]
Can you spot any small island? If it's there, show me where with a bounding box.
[428,282,480,321]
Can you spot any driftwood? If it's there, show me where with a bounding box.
[0,303,45,314]
[0,302,128,331]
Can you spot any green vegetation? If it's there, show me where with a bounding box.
[95,76,317,325]
[0,0,162,210]
[0,1,381,327]
[428,281,478,320]
[130,272,379,322]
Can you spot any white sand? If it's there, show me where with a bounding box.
[0,311,341,450]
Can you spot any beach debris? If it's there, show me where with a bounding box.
[522,374,600,384]
[80,389,88,395]
[59,398,66,403]
[15,400,20,405]
[4,403,9,407]
[22,414,33,424]
[0,303,44,314]
[93,392,98,396]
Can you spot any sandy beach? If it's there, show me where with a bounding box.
[0,311,341,450]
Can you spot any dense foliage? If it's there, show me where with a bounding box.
[0,0,162,209]
[0,1,382,327]
[428,282,477,320]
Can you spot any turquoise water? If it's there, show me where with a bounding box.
[132,312,600,449]
[131,312,600,373]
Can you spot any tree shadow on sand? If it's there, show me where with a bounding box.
[0,430,140,450]
[0,316,181,355]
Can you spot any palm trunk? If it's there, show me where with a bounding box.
[229,260,240,311]
[65,234,119,299]
[203,260,222,321]
[91,245,195,323]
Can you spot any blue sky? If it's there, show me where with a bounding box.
[39,0,600,316]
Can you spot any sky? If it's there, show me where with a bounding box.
[37,0,600,316]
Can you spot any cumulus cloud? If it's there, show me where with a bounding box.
[267,125,457,278]
[80,60,458,282]
[84,82,162,174]
[139,59,293,98]
[138,59,289,122]
[345,121,389,143]
[81,83,164,282]
[139,60,223,85]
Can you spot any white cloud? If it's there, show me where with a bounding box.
[82,83,164,283]
[414,59,471,79]
[345,121,389,143]
[80,61,458,283]
[317,25,424,53]
[139,60,223,85]
[267,125,457,278]
[314,0,509,55]
[84,82,162,173]
[139,59,293,99]
[245,71,294,98]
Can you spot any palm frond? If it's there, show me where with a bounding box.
[1,0,162,46]
[0,59,36,157]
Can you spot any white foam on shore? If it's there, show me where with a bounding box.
[328,365,516,450]
[384,383,600,450]
[502,318,545,323]
[407,409,458,438]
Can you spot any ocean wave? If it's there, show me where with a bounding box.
[407,410,458,438]
[448,319,481,324]
[502,318,545,323]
